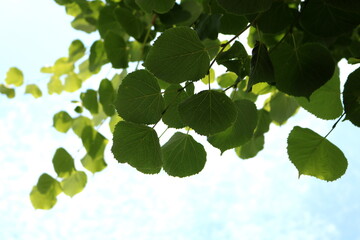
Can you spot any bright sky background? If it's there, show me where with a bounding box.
[1,0,360,239]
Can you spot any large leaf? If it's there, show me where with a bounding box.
[219,13,248,35]
[162,84,190,128]
[287,126,348,181]
[115,70,165,124]
[343,67,360,127]
[52,148,76,178]
[235,135,265,159]
[5,67,24,87]
[98,5,125,38]
[98,78,116,116]
[208,100,258,153]
[267,92,299,125]
[296,67,343,120]
[61,171,87,197]
[271,42,335,98]
[111,121,162,174]
[178,90,236,136]
[135,0,175,14]
[114,7,145,39]
[162,132,206,177]
[216,41,249,77]
[216,0,272,15]
[144,27,210,83]
[104,31,128,69]
[247,41,275,91]
[53,111,73,133]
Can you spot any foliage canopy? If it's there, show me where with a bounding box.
[2,0,360,209]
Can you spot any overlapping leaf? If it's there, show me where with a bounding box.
[52,148,76,178]
[53,111,73,133]
[343,67,360,127]
[216,0,272,15]
[61,171,87,197]
[162,84,189,128]
[135,0,175,14]
[104,32,128,69]
[30,174,62,210]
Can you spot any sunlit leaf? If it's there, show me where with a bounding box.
[201,68,215,84]
[111,121,162,174]
[61,171,87,197]
[5,67,23,87]
[80,89,99,114]
[217,72,237,88]
[144,27,210,83]
[47,76,64,95]
[162,132,206,177]
[235,135,264,159]
[72,116,94,138]
[52,57,75,76]
[64,72,82,92]
[53,111,73,133]
[30,174,62,210]
[68,39,86,62]
[287,126,348,181]
[52,148,76,178]
[25,84,42,98]
[267,92,299,125]
[0,84,15,98]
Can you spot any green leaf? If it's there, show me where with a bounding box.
[111,121,162,174]
[216,41,249,77]
[135,0,175,14]
[235,135,264,159]
[5,67,24,87]
[52,148,76,178]
[89,40,108,73]
[30,174,62,210]
[201,68,215,84]
[144,27,210,83]
[115,69,165,124]
[0,84,15,98]
[300,0,360,37]
[162,132,206,177]
[98,5,125,38]
[219,13,248,35]
[271,42,335,98]
[98,78,115,116]
[52,57,75,76]
[208,100,258,153]
[25,84,42,98]
[61,171,87,197]
[68,39,85,62]
[47,76,64,95]
[216,0,272,15]
[72,116,94,137]
[195,13,222,40]
[64,72,82,92]
[114,7,145,39]
[247,41,275,91]
[287,126,348,181]
[179,90,236,135]
[53,111,73,133]
[77,60,93,81]
[343,67,360,127]
[254,109,271,137]
[217,72,237,88]
[230,79,258,102]
[80,89,99,114]
[296,67,343,120]
[104,31,128,69]
[267,92,299,125]
[162,84,189,128]
[202,38,220,60]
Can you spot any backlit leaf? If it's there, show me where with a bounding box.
[114,7,145,39]
[98,78,115,116]
[115,70,165,124]
[271,42,335,98]
[98,5,125,38]
[0,84,15,98]
[179,90,236,135]
[287,126,348,181]
[25,84,42,98]
[201,68,215,84]
[216,0,272,15]
[53,111,73,133]
[343,67,360,127]
[47,76,64,95]
[30,174,62,210]
[5,67,23,87]
[135,0,175,14]
[235,135,264,159]
[52,57,74,76]
[52,148,76,178]
[111,121,162,174]
[104,31,128,69]
[80,89,99,114]
[72,116,94,138]
[61,171,87,197]
[297,67,343,120]
[64,72,82,92]
[162,84,189,128]
[162,132,206,177]
[36,173,62,195]
[68,39,85,62]
[144,27,210,83]
[89,40,108,73]
[267,92,299,125]
[208,100,258,153]
[217,72,237,88]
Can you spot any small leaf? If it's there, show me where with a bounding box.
[287,126,348,181]
[115,70,165,124]
[235,135,264,159]
[0,84,15,98]
[68,39,86,62]
[52,57,74,76]
[52,148,76,178]
[178,90,236,135]
[135,0,175,14]
[64,72,82,92]
[144,27,210,83]
[217,72,237,88]
[53,111,73,133]
[104,31,129,69]
[111,121,162,174]
[5,67,24,87]
[30,174,62,210]
[25,84,42,98]
[36,173,62,195]
[61,171,87,197]
[208,100,258,153]
[80,89,99,114]
[98,78,116,116]
[201,68,215,84]
[247,41,275,91]
[343,67,360,127]
[89,40,108,73]
[216,0,272,15]
[47,76,64,95]
[254,109,271,137]
[216,41,249,77]
[72,116,94,137]
[296,66,343,120]
[162,132,207,177]
[271,42,335,98]
[162,84,189,128]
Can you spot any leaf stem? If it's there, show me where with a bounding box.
[324,112,345,139]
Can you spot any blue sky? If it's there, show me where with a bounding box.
[1,0,360,239]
